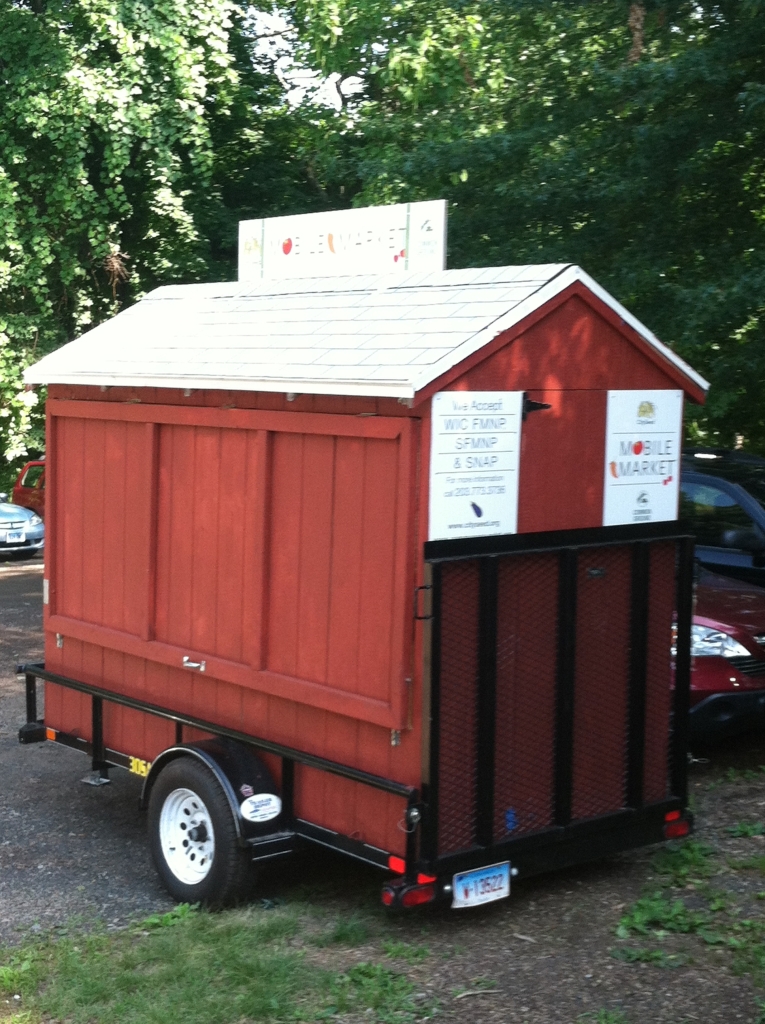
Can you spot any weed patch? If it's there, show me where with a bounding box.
[577,1011,630,1024]
[323,962,428,1021]
[610,946,689,968]
[728,822,765,838]
[651,840,715,885]
[616,893,708,938]
[311,913,370,947]
[728,855,765,874]
[382,939,430,963]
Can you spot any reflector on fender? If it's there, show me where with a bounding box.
[45,727,57,741]
[664,809,681,822]
[417,873,437,884]
[381,887,396,907]
[388,855,406,874]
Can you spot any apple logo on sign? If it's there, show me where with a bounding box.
[282,238,293,255]
[633,441,643,455]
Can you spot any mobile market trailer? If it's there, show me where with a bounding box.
[18,231,708,908]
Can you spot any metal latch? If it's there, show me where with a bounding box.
[414,585,432,621]
[182,656,206,672]
[522,392,552,420]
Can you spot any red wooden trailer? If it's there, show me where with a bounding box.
[19,261,708,909]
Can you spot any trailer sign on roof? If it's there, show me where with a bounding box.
[603,389,683,526]
[238,200,447,281]
[429,391,523,541]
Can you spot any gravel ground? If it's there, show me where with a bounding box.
[2,558,764,1022]
[0,559,174,947]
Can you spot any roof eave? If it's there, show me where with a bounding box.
[22,369,417,401]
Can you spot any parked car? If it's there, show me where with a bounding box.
[0,496,45,559]
[681,449,765,587]
[688,566,765,745]
[12,458,45,517]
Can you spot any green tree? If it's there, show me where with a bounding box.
[291,0,765,448]
[0,0,333,488]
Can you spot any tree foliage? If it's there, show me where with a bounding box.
[291,0,765,448]
[2,1,764,469]
[0,0,332,485]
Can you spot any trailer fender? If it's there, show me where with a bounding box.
[141,739,283,845]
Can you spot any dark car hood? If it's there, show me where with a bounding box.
[695,567,765,633]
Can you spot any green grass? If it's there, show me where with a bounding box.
[0,904,430,1024]
[615,892,708,938]
[576,1011,630,1024]
[651,839,715,885]
[382,939,430,963]
[311,913,371,947]
[728,822,765,838]
[610,946,689,968]
[728,855,765,874]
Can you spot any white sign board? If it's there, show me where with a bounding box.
[239,200,447,281]
[429,391,523,542]
[603,389,683,526]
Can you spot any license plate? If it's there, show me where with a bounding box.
[5,530,24,544]
[452,861,510,909]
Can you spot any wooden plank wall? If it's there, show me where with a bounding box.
[43,403,419,854]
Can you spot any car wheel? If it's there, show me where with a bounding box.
[148,757,254,906]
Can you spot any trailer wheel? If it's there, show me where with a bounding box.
[148,757,253,906]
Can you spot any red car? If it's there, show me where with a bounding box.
[689,566,765,744]
[12,459,45,518]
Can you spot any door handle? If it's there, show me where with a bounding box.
[182,656,206,672]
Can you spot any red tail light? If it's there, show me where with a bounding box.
[664,818,690,839]
[387,855,406,874]
[381,887,396,906]
[400,884,436,908]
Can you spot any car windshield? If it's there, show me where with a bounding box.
[684,456,765,512]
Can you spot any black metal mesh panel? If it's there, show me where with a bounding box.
[643,541,676,803]
[437,559,480,855]
[493,553,558,841]
[571,546,631,821]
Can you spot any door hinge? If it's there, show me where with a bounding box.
[414,585,432,621]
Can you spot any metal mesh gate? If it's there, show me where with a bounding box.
[425,523,692,862]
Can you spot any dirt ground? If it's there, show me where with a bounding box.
[2,559,764,1023]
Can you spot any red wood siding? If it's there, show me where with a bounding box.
[423,292,687,534]
[43,398,419,855]
[46,400,415,730]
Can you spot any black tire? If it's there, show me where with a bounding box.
[148,756,254,907]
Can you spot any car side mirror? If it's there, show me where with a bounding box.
[721,526,765,553]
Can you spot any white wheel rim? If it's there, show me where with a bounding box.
[159,787,215,885]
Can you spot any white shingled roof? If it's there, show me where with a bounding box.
[24,264,709,399]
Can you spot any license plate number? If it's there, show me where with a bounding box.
[5,530,24,543]
[452,861,510,909]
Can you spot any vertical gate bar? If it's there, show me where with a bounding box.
[671,535,694,803]
[25,672,37,724]
[91,695,107,775]
[175,720,183,745]
[475,557,499,847]
[281,756,295,824]
[422,562,442,862]
[405,792,419,874]
[626,542,650,808]
[554,548,577,826]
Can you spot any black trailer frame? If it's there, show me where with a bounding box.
[418,520,694,884]
[19,520,693,904]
